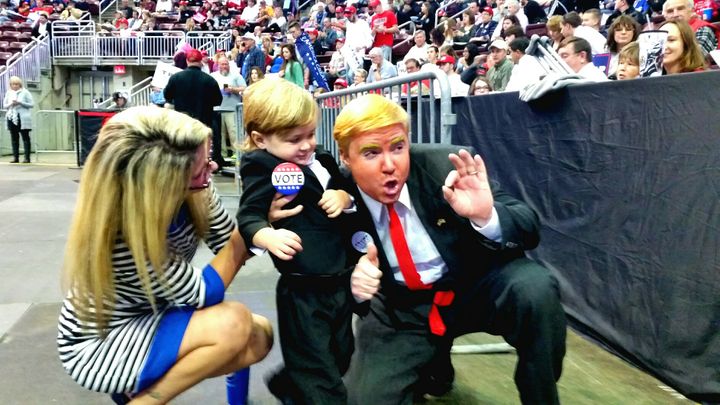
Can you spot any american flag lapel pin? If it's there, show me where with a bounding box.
[436,218,446,227]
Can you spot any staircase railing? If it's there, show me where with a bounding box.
[96,75,153,108]
[0,34,51,101]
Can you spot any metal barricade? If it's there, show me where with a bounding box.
[141,31,185,64]
[95,34,141,64]
[314,71,456,160]
[234,102,244,195]
[51,20,97,63]
[186,31,233,56]
[34,110,77,155]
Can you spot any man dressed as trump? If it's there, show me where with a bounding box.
[333,94,567,405]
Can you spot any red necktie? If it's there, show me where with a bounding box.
[386,203,430,290]
[387,203,454,336]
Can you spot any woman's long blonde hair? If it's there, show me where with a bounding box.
[62,107,212,333]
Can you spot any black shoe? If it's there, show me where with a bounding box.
[22,158,30,163]
[266,369,298,405]
[415,348,455,398]
[10,158,19,163]
[110,393,132,405]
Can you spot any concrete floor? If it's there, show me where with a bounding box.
[0,157,697,404]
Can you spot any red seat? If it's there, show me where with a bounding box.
[18,23,34,33]
[172,23,186,30]
[158,23,175,30]
[0,31,20,42]
[1,21,20,30]
[0,51,12,64]
[156,15,179,24]
[17,32,33,41]
[526,23,547,38]
[8,41,25,53]
[0,41,8,49]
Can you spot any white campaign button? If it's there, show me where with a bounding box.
[272,162,305,195]
[351,231,373,253]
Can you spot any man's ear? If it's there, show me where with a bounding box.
[250,130,266,148]
[339,148,350,168]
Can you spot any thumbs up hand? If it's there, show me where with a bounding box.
[351,243,382,302]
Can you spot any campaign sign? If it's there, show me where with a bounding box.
[272,163,305,195]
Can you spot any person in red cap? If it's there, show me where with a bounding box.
[333,77,348,89]
[469,5,498,46]
[370,0,399,61]
[163,48,223,144]
[327,37,349,81]
[306,27,324,56]
[435,54,470,96]
[340,4,373,75]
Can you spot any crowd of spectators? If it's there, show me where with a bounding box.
[149,0,718,104]
[5,0,716,101]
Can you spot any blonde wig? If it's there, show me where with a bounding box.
[63,107,212,333]
[333,94,409,153]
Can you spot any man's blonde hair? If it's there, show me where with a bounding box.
[242,78,317,151]
[333,94,409,152]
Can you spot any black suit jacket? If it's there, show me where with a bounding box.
[163,66,222,128]
[345,144,541,329]
[237,148,362,276]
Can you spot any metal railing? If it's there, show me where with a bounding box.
[186,31,233,56]
[393,20,417,50]
[0,34,51,101]
[100,0,117,19]
[435,0,464,26]
[315,71,455,159]
[34,110,77,152]
[51,20,231,65]
[0,109,75,160]
[96,76,153,108]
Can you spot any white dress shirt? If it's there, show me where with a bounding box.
[358,183,502,286]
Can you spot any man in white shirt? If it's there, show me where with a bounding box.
[343,5,373,66]
[505,37,545,91]
[210,57,247,158]
[434,54,469,97]
[330,94,566,405]
[558,36,609,81]
[561,11,607,55]
[403,30,430,63]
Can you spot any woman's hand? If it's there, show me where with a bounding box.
[268,192,302,223]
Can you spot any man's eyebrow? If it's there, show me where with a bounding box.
[390,136,406,145]
[359,142,380,153]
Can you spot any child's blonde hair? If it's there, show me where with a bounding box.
[242,78,317,151]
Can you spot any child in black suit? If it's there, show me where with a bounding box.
[236,78,361,405]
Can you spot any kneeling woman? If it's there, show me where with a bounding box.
[57,107,273,403]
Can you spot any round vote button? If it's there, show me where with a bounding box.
[272,162,305,195]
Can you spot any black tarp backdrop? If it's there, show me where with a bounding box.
[450,71,720,401]
[76,109,118,166]
[77,110,228,167]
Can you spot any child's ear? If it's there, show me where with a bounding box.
[250,131,266,149]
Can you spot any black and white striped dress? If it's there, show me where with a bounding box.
[57,185,235,393]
